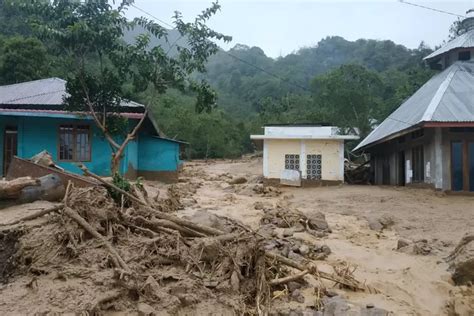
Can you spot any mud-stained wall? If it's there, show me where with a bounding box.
[264,139,344,181]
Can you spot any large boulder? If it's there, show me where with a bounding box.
[306,210,331,233]
[448,235,474,285]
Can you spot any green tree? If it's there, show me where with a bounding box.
[311,64,384,138]
[22,0,230,174]
[0,36,49,84]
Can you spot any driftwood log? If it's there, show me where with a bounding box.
[0,177,40,199]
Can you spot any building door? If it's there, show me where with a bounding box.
[451,141,464,191]
[3,126,18,176]
[398,151,405,186]
[469,143,474,192]
[412,146,424,183]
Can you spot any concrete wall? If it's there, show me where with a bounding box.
[264,138,344,181]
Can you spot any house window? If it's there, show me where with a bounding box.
[306,154,322,180]
[458,51,471,61]
[412,145,424,182]
[284,154,300,170]
[59,125,91,161]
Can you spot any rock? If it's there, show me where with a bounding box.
[322,296,352,315]
[378,214,394,228]
[448,234,474,285]
[397,238,412,249]
[299,245,310,256]
[367,214,394,231]
[137,302,156,316]
[306,211,330,232]
[184,210,231,233]
[229,177,247,185]
[230,270,240,291]
[288,251,305,262]
[190,238,221,262]
[311,244,331,260]
[367,218,383,231]
[254,201,273,210]
[360,306,390,316]
[291,289,305,303]
[287,281,303,292]
[412,240,432,255]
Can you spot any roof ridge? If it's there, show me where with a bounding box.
[2,89,66,104]
[420,65,459,122]
[0,77,66,89]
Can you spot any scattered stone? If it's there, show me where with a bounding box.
[360,306,390,316]
[282,228,295,237]
[367,214,395,231]
[298,244,310,256]
[228,177,247,185]
[367,218,383,231]
[287,281,303,292]
[305,210,331,233]
[448,234,474,285]
[412,240,432,255]
[183,210,232,233]
[254,201,273,210]
[290,289,305,303]
[397,238,412,250]
[137,302,156,316]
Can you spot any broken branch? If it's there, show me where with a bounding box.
[0,204,63,226]
[63,206,130,273]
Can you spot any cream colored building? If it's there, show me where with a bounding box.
[251,125,358,185]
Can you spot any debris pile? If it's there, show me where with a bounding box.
[344,160,370,185]
[260,205,331,238]
[0,168,376,314]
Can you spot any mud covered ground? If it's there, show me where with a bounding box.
[0,157,473,315]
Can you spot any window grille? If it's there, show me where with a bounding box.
[284,154,300,170]
[306,154,322,180]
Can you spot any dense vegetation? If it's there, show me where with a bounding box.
[0,1,442,159]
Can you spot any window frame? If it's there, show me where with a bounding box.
[57,124,92,162]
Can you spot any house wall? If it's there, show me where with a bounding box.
[137,135,181,183]
[370,128,439,187]
[263,139,344,182]
[0,115,182,181]
[369,127,474,191]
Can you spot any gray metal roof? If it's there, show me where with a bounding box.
[424,29,474,61]
[355,61,474,151]
[0,77,144,108]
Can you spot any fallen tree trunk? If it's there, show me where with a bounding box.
[0,177,40,199]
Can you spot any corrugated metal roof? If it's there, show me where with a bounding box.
[424,29,474,61]
[0,77,144,108]
[355,61,474,151]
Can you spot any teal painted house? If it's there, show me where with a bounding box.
[0,78,185,182]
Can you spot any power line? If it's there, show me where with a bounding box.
[130,3,311,92]
[398,0,466,18]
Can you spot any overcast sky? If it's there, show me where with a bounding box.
[125,1,473,58]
